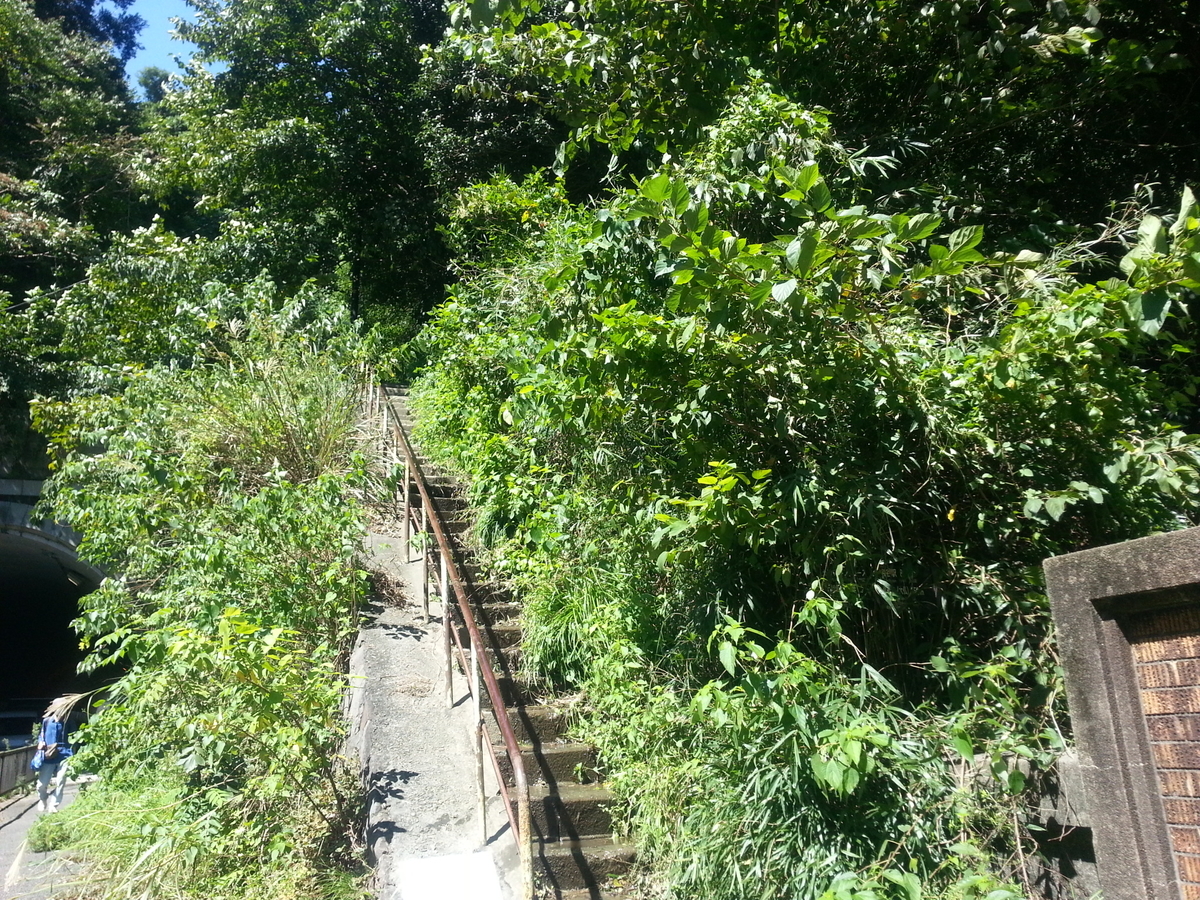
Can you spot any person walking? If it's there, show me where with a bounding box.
[34,695,77,813]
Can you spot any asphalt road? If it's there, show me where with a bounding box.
[0,783,80,900]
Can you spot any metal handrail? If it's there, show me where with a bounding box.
[377,386,533,900]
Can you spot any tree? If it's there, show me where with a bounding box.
[137,65,171,103]
[441,0,1200,241]
[0,0,142,298]
[416,44,567,199]
[160,0,446,324]
[32,0,143,62]
[1,0,149,481]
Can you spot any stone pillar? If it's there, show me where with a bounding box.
[1045,525,1200,900]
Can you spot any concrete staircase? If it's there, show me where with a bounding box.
[385,387,635,900]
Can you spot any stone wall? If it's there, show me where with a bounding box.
[1127,605,1200,899]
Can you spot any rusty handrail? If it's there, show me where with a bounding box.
[379,388,533,900]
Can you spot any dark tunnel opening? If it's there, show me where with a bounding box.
[0,526,103,746]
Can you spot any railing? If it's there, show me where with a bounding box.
[371,383,533,900]
[0,745,36,796]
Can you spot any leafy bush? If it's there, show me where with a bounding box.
[29,290,372,900]
[411,96,1200,897]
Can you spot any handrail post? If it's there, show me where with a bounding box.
[439,548,448,624]
[519,786,532,900]
[402,462,411,564]
[444,581,454,709]
[446,556,453,710]
[436,542,448,627]
[473,640,486,844]
[380,400,389,456]
[420,504,429,620]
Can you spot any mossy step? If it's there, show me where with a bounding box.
[477,672,536,707]
[519,782,614,842]
[477,601,522,623]
[538,837,636,894]
[490,734,598,787]
[484,642,522,673]
[506,704,575,743]
[474,621,521,648]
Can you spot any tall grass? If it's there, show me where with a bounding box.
[187,341,365,490]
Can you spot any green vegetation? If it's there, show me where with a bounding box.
[24,278,373,898]
[406,4,1200,895]
[442,0,1200,241]
[3,2,386,892]
[0,0,145,297]
[3,0,1200,897]
[410,115,1200,895]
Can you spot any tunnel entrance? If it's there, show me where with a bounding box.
[0,484,103,744]
[0,532,95,697]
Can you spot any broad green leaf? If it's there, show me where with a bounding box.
[1171,186,1196,237]
[1136,214,1167,255]
[718,640,737,676]
[806,181,833,212]
[1007,769,1026,793]
[794,162,820,194]
[882,870,921,900]
[772,279,798,303]
[899,213,941,241]
[948,225,983,254]
[1130,288,1171,335]
[842,765,860,793]
[786,231,820,276]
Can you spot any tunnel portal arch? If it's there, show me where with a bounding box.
[0,480,102,715]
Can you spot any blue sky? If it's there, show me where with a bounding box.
[124,0,200,91]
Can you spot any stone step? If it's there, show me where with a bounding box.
[461,621,521,649]
[455,625,522,663]
[439,516,471,537]
[538,837,636,894]
[508,704,575,744]
[521,783,614,842]
[490,732,598,787]
[477,601,522,624]
[479,672,536,708]
[489,621,522,648]
[485,643,522,674]
[426,494,462,512]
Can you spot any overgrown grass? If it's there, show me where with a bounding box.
[30,769,365,900]
[186,345,365,490]
[28,291,373,900]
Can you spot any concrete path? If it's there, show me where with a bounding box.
[0,783,81,900]
[348,531,519,900]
